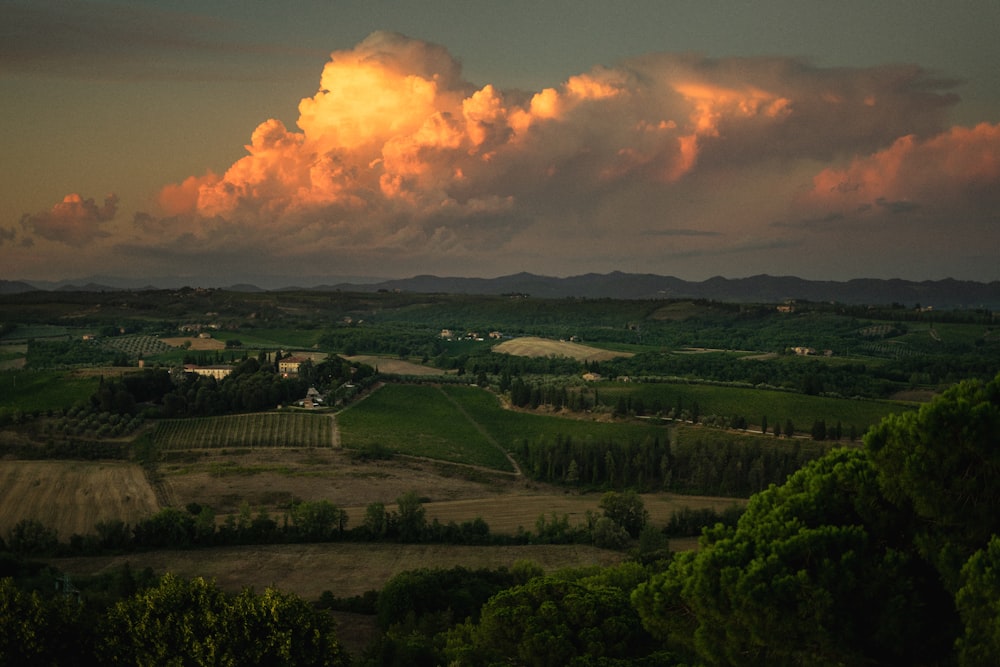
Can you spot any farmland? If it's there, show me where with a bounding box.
[103,334,175,358]
[592,380,911,433]
[344,354,452,375]
[153,412,334,450]
[338,383,515,470]
[1,285,998,663]
[0,460,158,537]
[160,336,226,351]
[493,336,633,362]
[440,383,668,452]
[0,369,100,418]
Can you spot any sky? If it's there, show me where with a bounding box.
[2,0,999,287]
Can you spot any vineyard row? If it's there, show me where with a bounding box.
[153,412,333,449]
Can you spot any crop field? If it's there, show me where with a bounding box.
[441,384,668,449]
[153,412,333,450]
[494,336,633,361]
[160,336,227,351]
[594,381,912,432]
[0,343,27,370]
[0,460,159,538]
[344,355,450,376]
[376,492,746,536]
[101,334,173,358]
[338,384,514,471]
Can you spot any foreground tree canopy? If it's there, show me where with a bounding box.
[445,576,653,666]
[633,372,1000,666]
[102,574,348,667]
[0,573,348,667]
[866,372,1000,589]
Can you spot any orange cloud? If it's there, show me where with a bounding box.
[157,172,219,217]
[675,82,791,136]
[803,122,1000,215]
[119,33,970,280]
[20,193,118,245]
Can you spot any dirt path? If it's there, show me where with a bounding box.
[436,385,523,476]
[329,413,340,448]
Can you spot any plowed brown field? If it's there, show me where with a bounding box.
[0,460,159,538]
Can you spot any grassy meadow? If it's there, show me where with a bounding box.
[0,369,100,417]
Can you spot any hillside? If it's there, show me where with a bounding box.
[8,272,1000,308]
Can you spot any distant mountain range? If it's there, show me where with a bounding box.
[3,272,999,308]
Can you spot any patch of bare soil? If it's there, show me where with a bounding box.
[0,460,159,537]
[343,355,452,376]
[739,352,780,361]
[493,337,632,362]
[161,336,226,351]
[891,389,938,402]
[158,448,535,516]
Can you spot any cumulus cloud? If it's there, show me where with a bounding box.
[20,32,996,280]
[20,193,118,245]
[801,123,1000,219]
[143,32,966,267]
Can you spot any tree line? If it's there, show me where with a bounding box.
[2,490,671,561]
[515,430,831,496]
[82,356,375,420]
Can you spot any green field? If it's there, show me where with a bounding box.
[337,383,675,473]
[215,328,326,349]
[152,412,333,449]
[0,324,73,341]
[594,381,912,432]
[0,370,100,416]
[441,384,667,449]
[338,384,514,471]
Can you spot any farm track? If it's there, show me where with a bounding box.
[435,385,523,476]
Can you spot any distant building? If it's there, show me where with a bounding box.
[184,364,232,380]
[279,355,310,376]
[295,387,324,408]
